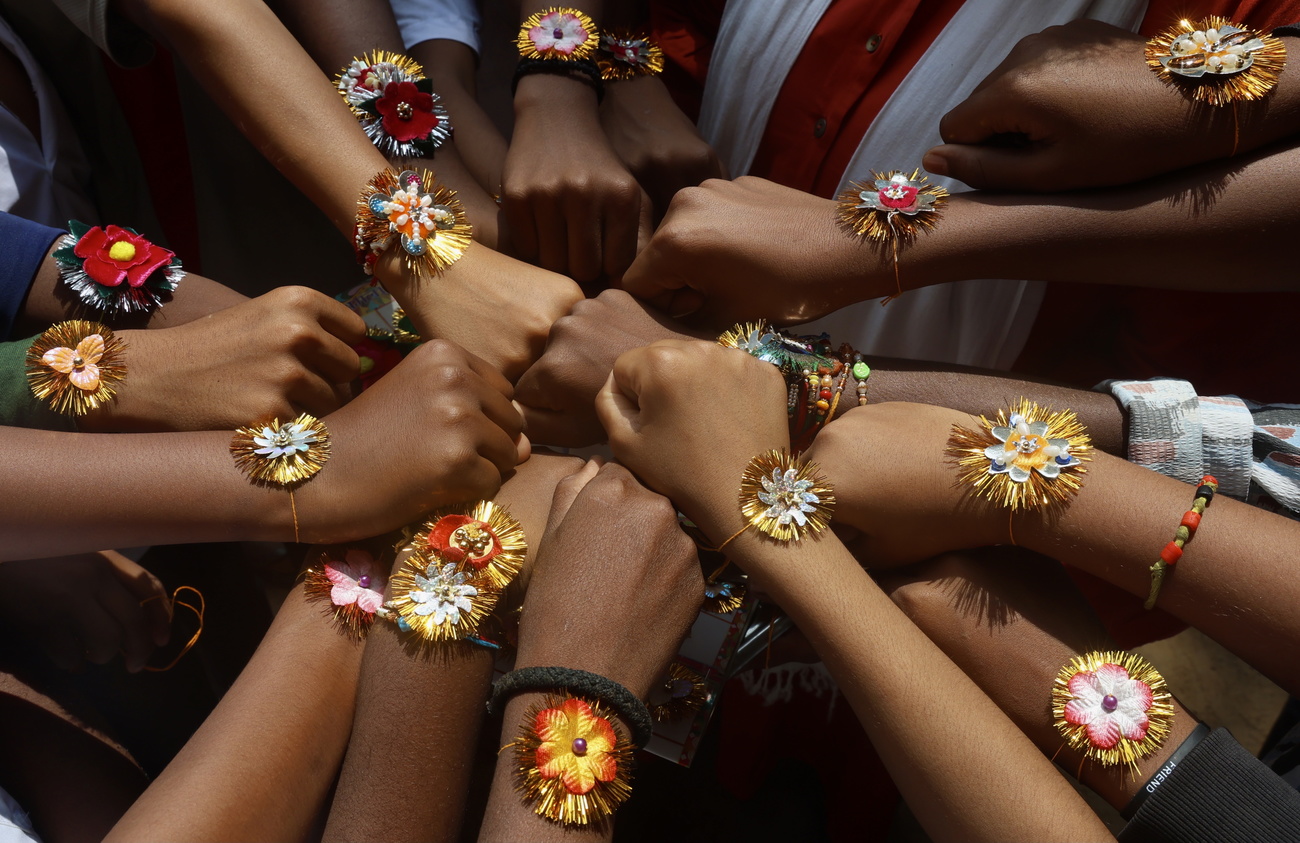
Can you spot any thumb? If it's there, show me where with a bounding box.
[923,143,1042,191]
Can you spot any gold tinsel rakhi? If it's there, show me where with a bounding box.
[383,547,502,644]
[411,500,527,591]
[230,413,331,487]
[1146,17,1286,107]
[508,694,634,826]
[356,168,472,282]
[596,30,665,80]
[301,548,387,640]
[739,449,835,542]
[517,8,600,61]
[836,169,947,303]
[1052,650,1174,776]
[335,50,425,117]
[647,662,710,722]
[26,320,127,416]
[947,398,1091,512]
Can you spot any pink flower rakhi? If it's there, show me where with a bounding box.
[1052,651,1174,774]
[517,8,599,61]
[303,548,387,638]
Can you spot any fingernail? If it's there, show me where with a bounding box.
[922,151,947,175]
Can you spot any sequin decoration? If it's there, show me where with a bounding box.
[230,413,331,487]
[948,398,1091,511]
[740,449,835,542]
[383,549,501,644]
[25,320,127,416]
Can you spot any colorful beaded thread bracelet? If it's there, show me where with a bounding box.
[717,321,870,453]
[947,398,1091,512]
[1145,475,1217,610]
[337,51,453,159]
[836,169,947,303]
[53,221,183,315]
[514,8,604,97]
[1146,17,1285,106]
[355,168,472,281]
[26,320,127,416]
[230,414,331,543]
[1052,650,1175,777]
[596,29,664,80]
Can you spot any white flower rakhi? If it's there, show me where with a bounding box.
[1147,17,1286,106]
[383,550,501,644]
[230,413,331,543]
[836,170,948,303]
[1052,651,1174,774]
[948,398,1091,512]
[738,450,835,543]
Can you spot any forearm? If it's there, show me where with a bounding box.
[105,587,364,841]
[0,428,283,559]
[883,549,1199,812]
[916,140,1300,294]
[726,532,1112,842]
[323,620,493,842]
[119,0,394,235]
[412,38,509,196]
[1014,451,1300,695]
[16,244,248,335]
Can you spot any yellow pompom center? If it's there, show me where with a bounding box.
[108,240,136,262]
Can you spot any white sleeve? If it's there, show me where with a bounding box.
[389,0,482,53]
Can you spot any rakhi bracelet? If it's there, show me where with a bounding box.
[355,168,472,282]
[336,51,453,159]
[1145,475,1217,610]
[646,662,708,722]
[596,29,664,80]
[1146,17,1285,107]
[836,169,947,303]
[302,547,387,640]
[717,321,869,452]
[53,221,183,315]
[504,691,635,826]
[376,502,527,645]
[489,666,654,748]
[515,7,603,98]
[708,449,835,553]
[1121,722,1210,819]
[1052,650,1175,777]
[26,320,127,416]
[230,413,330,543]
[948,398,1091,513]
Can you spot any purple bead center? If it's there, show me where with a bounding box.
[1101,694,1118,713]
[553,27,565,39]
[571,737,587,756]
[358,575,371,589]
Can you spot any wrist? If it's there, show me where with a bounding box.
[514,72,600,114]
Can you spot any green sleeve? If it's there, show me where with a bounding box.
[0,335,78,431]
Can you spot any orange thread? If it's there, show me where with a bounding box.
[290,490,300,544]
[705,523,752,555]
[881,216,902,305]
[141,585,206,672]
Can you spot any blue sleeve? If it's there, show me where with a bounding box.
[0,212,65,341]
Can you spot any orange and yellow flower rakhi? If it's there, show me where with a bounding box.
[510,695,634,826]
[354,168,472,281]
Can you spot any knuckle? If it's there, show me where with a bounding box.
[273,285,320,311]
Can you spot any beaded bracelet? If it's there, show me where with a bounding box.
[1145,475,1217,610]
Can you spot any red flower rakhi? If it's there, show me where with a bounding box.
[54,221,183,315]
[337,52,452,159]
[412,500,527,590]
